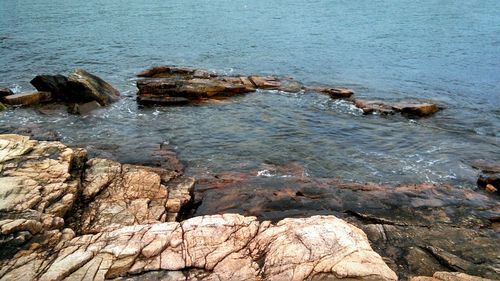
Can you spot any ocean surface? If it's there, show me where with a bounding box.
[0,0,498,187]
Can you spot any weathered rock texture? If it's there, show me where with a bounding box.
[0,135,401,280]
[193,163,500,279]
[136,66,353,105]
[2,91,52,106]
[0,134,194,260]
[0,214,397,281]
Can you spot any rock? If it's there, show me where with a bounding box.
[72,158,194,234]
[0,214,397,281]
[0,87,13,99]
[137,95,190,105]
[31,70,120,106]
[2,91,52,106]
[193,163,500,279]
[137,66,198,78]
[68,101,101,115]
[392,101,440,117]
[355,99,396,115]
[355,99,441,117]
[67,69,120,106]
[30,74,69,99]
[0,103,6,111]
[410,272,496,281]
[485,184,497,193]
[136,77,255,102]
[304,86,354,98]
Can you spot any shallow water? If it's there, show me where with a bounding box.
[0,0,499,186]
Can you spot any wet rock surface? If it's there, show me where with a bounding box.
[0,135,403,280]
[472,160,500,196]
[193,163,500,279]
[136,65,355,105]
[28,69,120,113]
[355,99,441,117]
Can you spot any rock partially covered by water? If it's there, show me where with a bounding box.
[194,163,500,279]
[0,87,13,98]
[136,66,355,105]
[472,160,499,196]
[2,91,52,106]
[137,77,255,105]
[0,214,397,281]
[30,69,120,111]
[355,99,441,117]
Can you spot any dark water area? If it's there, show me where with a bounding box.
[0,0,499,187]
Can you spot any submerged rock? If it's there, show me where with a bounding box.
[472,159,499,196]
[68,100,101,115]
[0,214,397,281]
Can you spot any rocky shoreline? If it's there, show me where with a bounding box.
[0,67,498,280]
[0,135,498,280]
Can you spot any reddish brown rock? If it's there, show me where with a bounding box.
[248,75,282,89]
[355,99,395,114]
[304,86,354,98]
[355,99,441,117]
[392,101,440,116]
[410,272,496,281]
[2,91,52,106]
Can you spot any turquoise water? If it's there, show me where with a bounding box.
[0,0,499,186]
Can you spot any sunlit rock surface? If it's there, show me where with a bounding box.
[0,214,397,281]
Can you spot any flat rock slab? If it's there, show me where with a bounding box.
[136,66,355,105]
[2,91,52,106]
[355,99,441,117]
[410,272,496,281]
[0,214,397,281]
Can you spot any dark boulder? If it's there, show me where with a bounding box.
[0,87,13,99]
[30,75,69,100]
[31,70,120,106]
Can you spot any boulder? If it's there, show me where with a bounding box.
[31,70,120,106]
[472,160,500,195]
[0,214,397,281]
[2,91,52,106]
[67,69,120,106]
[30,74,69,99]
